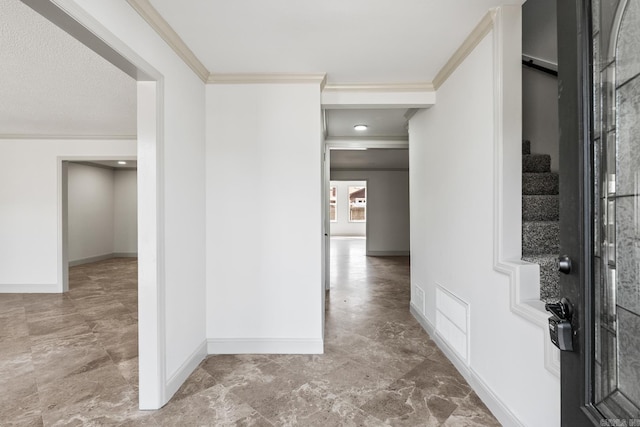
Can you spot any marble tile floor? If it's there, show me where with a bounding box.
[0,239,500,426]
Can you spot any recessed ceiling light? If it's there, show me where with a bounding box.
[353,124,368,131]
[118,161,127,165]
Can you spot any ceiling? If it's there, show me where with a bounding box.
[325,109,409,139]
[331,149,408,170]
[0,0,136,137]
[148,0,522,84]
[0,0,521,142]
[81,160,138,169]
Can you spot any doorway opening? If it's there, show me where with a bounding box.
[324,144,410,319]
[61,160,138,285]
[17,0,165,410]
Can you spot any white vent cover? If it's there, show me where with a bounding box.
[435,284,470,364]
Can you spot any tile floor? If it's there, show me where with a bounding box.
[0,238,500,426]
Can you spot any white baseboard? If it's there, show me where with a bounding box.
[69,253,114,267]
[410,304,524,427]
[366,250,410,256]
[69,252,138,267]
[0,283,59,293]
[165,340,208,400]
[112,252,138,258]
[207,338,324,354]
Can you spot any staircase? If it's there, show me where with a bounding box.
[521,140,560,302]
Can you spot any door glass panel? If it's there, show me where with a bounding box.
[592,0,640,419]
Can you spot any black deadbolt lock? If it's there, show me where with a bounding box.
[545,297,574,351]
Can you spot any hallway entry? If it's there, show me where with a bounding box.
[148,237,500,424]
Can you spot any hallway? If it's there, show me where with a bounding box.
[0,239,499,426]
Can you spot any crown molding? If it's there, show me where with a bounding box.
[404,108,419,121]
[433,9,497,89]
[323,82,434,92]
[0,134,137,140]
[207,73,328,88]
[126,0,209,83]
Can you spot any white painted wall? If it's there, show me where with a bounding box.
[522,0,557,64]
[0,139,135,292]
[206,83,323,353]
[409,8,560,427]
[523,0,559,171]
[67,163,138,263]
[15,0,208,408]
[329,180,366,237]
[331,171,410,255]
[113,169,137,254]
[67,163,116,262]
[523,67,559,171]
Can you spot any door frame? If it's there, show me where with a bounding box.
[58,156,138,291]
[323,138,408,264]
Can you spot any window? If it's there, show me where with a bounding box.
[329,186,337,222]
[348,186,366,222]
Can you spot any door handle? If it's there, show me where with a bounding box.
[558,255,572,274]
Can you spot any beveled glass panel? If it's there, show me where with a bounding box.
[594,35,603,136]
[606,130,616,195]
[608,199,616,264]
[593,0,602,36]
[616,196,640,315]
[616,0,640,87]
[603,325,618,398]
[595,258,603,364]
[605,64,617,132]
[616,76,640,197]
[599,0,621,61]
[618,307,640,406]
[606,267,617,325]
[595,138,602,256]
[602,196,609,262]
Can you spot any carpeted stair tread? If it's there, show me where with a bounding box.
[523,195,559,221]
[523,154,551,173]
[521,142,560,302]
[523,173,559,195]
[522,221,560,255]
[522,254,560,302]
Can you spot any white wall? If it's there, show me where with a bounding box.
[206,83,323,353]
[0,139,135,292]
[409,8,560,427]
[113,169,137,254]
[329,180,366,237]
[67,163,137,264]
[523,0,559,171]
[523,68,559,171]
[68,163,116,262]
[331,171,410,255]
[522,0,557,64]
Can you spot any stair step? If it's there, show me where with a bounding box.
[522,172,559,195]
[523,195,559,221]
[522,254,560,302]
[523,154,551,173]
[522,140,531,155]
[522,221,559,255]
